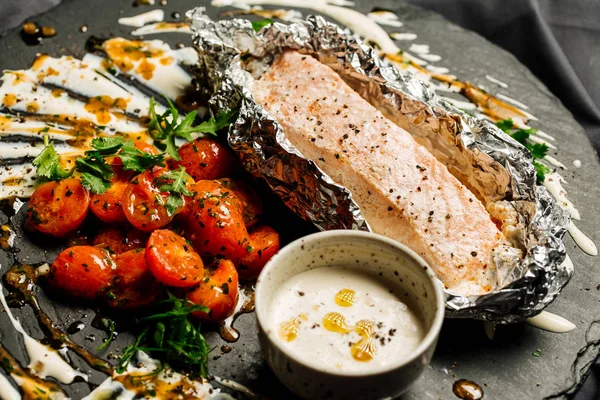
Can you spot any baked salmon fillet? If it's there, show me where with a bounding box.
[251,51,519,295]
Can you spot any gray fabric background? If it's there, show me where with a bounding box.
[0,0,598,398]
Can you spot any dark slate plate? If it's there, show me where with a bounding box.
[1,0,599,399]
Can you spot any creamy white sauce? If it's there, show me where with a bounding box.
[426,65,451,74]
[528,134,556,150]
[390,32,417,41]
[484,74,508,88]
[0,282,87,384]
[496,93,529,110]
[419,53,442,62]
[367,11,403,27]
[132,22,193,36]
[408,43,429,54]
[568,222,598,256]
[0,373,20,400]
[438,96,478,111]
[542,172,580,220]
[544,155,567,169]
[118,9,165,28]
[269,266,424,373]
[573,159,582,168]
[526,311,576,333]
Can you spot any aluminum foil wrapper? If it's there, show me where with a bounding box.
[187,8,571,323]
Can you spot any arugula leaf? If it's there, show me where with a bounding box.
[90,137,124,154]
[251,18,273,32]
[116,293,211,377]
[495,118,514,133]
[148,96,236,160]
[154,166,192,216]
[118,140,165,172]
[32,136,73,181]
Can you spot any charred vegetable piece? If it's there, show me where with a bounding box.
[237,226,280,280]
[146,229,205,288]
[187,259,239,322]
[48,246,115,300]
[27,178,90,237]
[170,138,237,181]
[105,248,161,309]
[184,180,251,261]
[93,225,149,254]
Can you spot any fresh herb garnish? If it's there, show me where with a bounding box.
[496,118,550,183]
[96,318,116,351]
[251,18,274,32]
[118,140,165,173]
[148,97,237,160]
[32,136,73,181]
[154,166,193,216]
[116,293,211,377]
[90,136,124,154]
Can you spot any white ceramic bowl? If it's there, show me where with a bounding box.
[255,230,445,400]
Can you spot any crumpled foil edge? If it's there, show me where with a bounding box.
[187,8,571,323]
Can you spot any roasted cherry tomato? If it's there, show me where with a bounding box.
[27,178,90,237]
[122,167,181,231]
[187,259,239,322]
[170,138,237,181]
[93,225,148,254]
[48,246,115,300]
[105,248,161,309]
[217,178,263,228]
[184,180,251,261]
[146,229,205,288]
[90,180,128,223]
[237,226,280,279]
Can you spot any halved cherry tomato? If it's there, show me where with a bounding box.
[122,167,181,231]
[105,248,161,309]
[187,259,239,322]
[217,178,263,228]
[237,226,280,279]
[146,229,205,288]
[90,180,128,223]
[184,180,250,260]
[27,178,90,237]
[93,225,148,254]
[48,246,115,300]
[170,138,237,181]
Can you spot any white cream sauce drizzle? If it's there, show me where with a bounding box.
[438,96,478,111]
[544,155,567,169]
[526,311,576,333]
[0,373,20,400]
[567,222,598,256]
[496,93,530,110]
[366,10,403,27]
[390,32,417,41]
[131,22,193,36]
[0,282,87,384]
[573,159,582,168]
[425,65,451,74]
[118,9,165,28]
[542,172,580,220]
[484,74,508,88]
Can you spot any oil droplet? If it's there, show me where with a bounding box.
[351,337,377,362]
[452,379,484,400]
[335,288,356,307]
[354,320,374,337]
[322,312,351,334]
[279,318,302,342]
[298,312,309,321]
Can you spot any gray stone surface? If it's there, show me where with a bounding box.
[0,0,599,399]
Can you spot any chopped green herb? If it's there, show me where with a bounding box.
[533,161,551,184]
[116,292,211,377]
[96,318,116,351]
[90,136,124,154]
[32,135,74,181]
[75,151,114,194]
[495,118,514,133]
[251,18,274,32]
[532,348,542,357]
[154,166,192,216]
[118,140,165,172]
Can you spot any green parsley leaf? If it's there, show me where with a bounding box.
[32,136,74,181]
[118,140,165,172]
[525,142,549,159]
[534,161,551,184]
[90,136,124,154]
[495,118,514,133]
[154,166,192,216]
[80,172,112,194]
[510,129,530,144]
[251,18,274,32]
